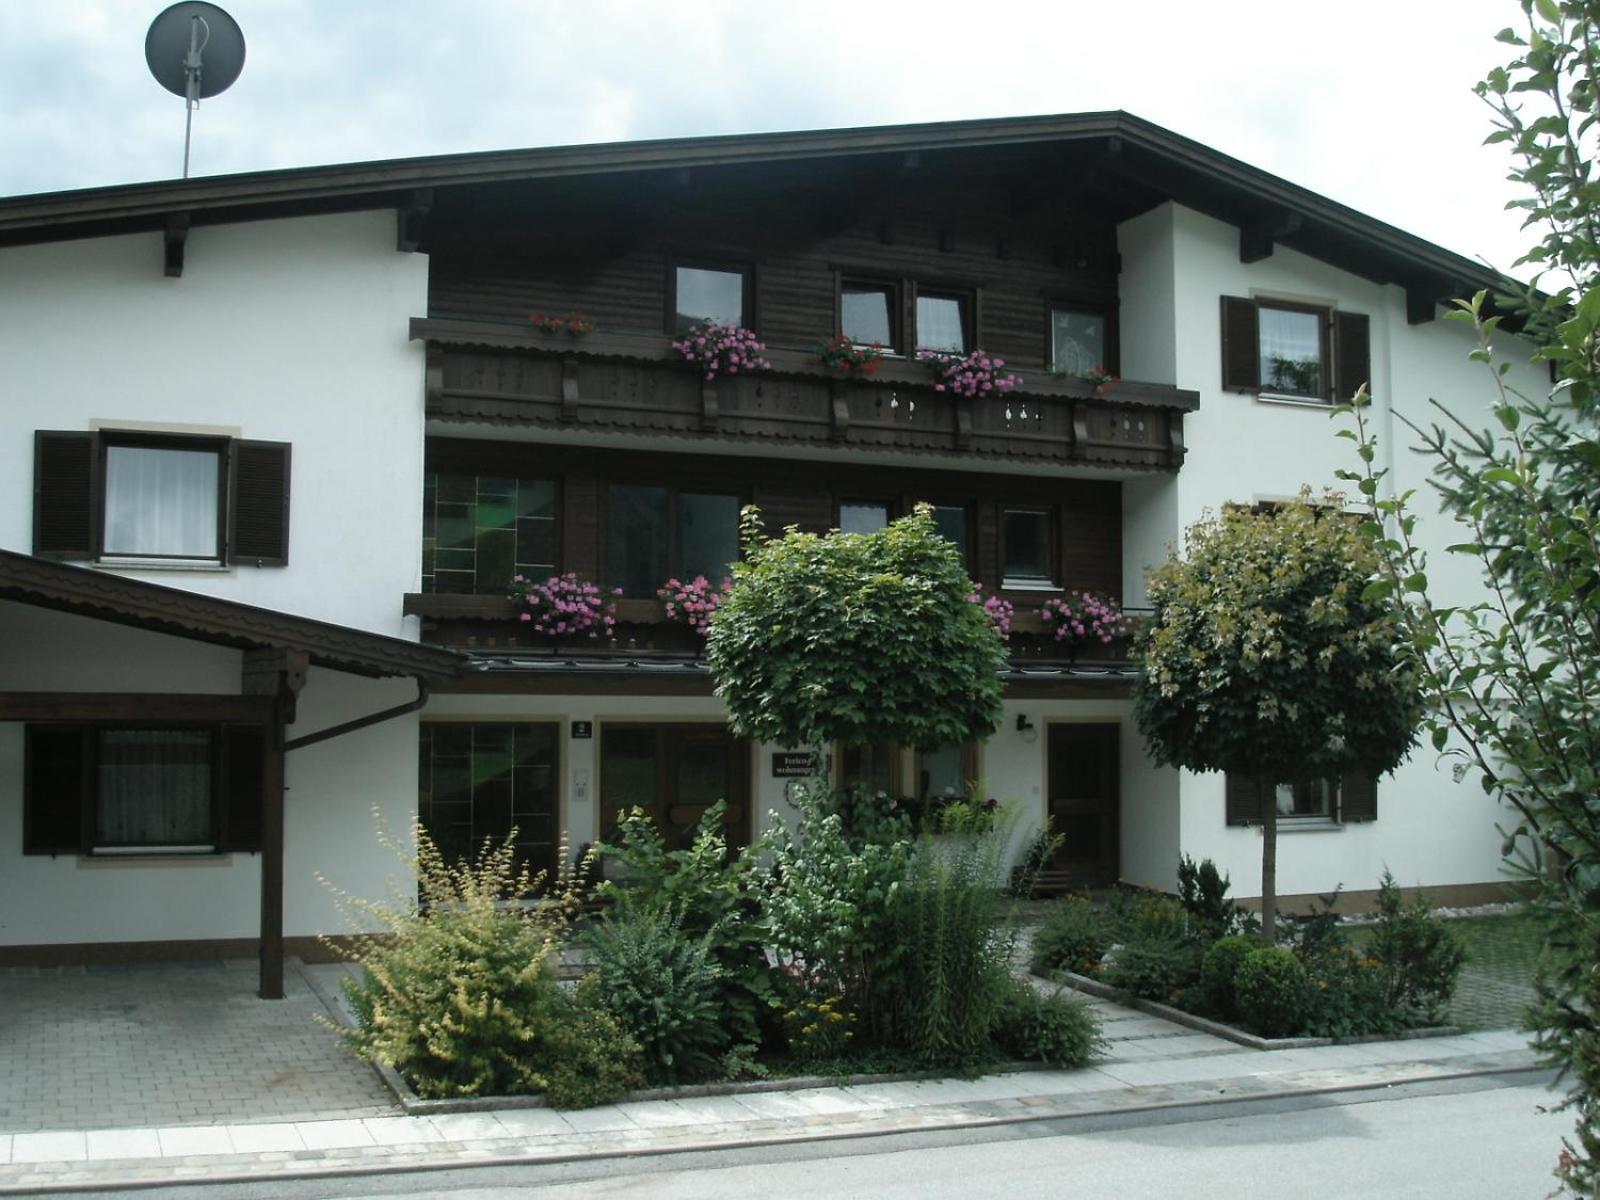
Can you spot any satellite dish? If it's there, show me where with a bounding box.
[144,2,246,178]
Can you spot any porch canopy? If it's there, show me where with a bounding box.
[0,548,463,997]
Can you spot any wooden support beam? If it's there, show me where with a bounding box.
[243,648,309,724]
[396,188,433,253]
[1406,286,1438,325]
[0,692,275,722]
[259,708,285,1000]
[164,213,190,278]
[1239,211,1302,264]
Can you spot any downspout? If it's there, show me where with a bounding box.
[282,679,429,753]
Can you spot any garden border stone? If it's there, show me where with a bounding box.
[1042,969,1459,1051]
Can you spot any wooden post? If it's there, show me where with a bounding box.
[259,708,285,999]
[243,648,306,1001]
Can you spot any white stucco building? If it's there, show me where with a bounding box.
[0,113,1534,986]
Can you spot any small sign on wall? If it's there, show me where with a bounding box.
[771,751,818,778]
[571,721,593,740]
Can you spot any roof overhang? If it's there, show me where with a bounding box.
[0,550,462,682]
[0,111,1517,315]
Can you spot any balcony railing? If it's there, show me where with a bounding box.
[410,319,1198,474]
[404,592,1146,671]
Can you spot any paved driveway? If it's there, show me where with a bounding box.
[0,959,394,1132]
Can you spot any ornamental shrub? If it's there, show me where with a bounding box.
[596,803,776,1048]
[1030,895,1114,975]
[992,977,1103,1068]
[584,907,729,1085]
[1102,935,1203,1003]
[538,977,647,1109]
[1199,934,1259,1019]
[1234,946,1309,1038]
[1177,855,1255,940]
[330,824,642,1102]
[1367,871,1466,1024]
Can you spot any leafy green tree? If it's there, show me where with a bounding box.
[1337,4,1600,1188]
[705,503,1006,751]
[1133,495,1423,944]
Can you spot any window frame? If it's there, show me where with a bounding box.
[602,481,743,598]
[598,722,751,851]
[911,286,974,355]
[421,470,561,596]
[1046,302,1119,376]
[914,742,979,803]
[837,276,902,353]
[22,721,265,857]
[417,720,562,878]
[836,498,894,535]
[666,260,754,335]
[1254,299,1331,402]
[98,432,229,566]
[834,742,903,797]
[999,506,1058,591]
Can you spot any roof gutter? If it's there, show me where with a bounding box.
[283,678,429,753]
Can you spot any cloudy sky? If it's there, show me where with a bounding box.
[0,1,1537,274]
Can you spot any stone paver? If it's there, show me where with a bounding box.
[0,959,394,1133]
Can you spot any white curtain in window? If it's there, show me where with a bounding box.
[104,445,220,557]
[1257,308,1322,396]
[96,730,212,847]
[916,296,966,353]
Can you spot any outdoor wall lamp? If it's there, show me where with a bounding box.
[1015,714,1038,743]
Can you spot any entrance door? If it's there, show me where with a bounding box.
[1047,723,1120,887]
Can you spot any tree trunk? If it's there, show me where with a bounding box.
[1259,775,1278,945]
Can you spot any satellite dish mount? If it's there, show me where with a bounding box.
[145,3,246,179]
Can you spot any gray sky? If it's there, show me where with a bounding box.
[0,1,1537,275]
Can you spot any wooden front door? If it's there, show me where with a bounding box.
[1047,723,1120,888]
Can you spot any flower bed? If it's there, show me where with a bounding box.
[1029,859,1466,1042]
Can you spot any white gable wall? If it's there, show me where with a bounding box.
[0,209,428,637]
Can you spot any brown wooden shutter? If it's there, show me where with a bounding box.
[219,725,264,852]
[1225,772,1262,826]
[1220,297,1259,393]
[1340,769,1378,822]
[1335,311,1372,404]
[228,440,291,566]
[33,431,100,560]
[24,725,88,854]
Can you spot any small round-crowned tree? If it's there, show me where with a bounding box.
[1133,493,1422,943]
[706,504,1006,752]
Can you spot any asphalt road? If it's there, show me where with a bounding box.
[55,1072,1574,1200]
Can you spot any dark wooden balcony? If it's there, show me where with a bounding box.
[403,592,1143,672]
[410,319,1198,474]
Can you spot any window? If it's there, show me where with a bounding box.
[1225,770,1378,827]
[33,431,291,566]
[1050,308,1108,376]
[423,473,556,595]
[1002,508,1055,588]
[839,501,891,535]
[840,280,898,351]
[671,264,748,333]
[837,743,899,796]
[419,722,559,875]
[605,484,740,598]
[930,504,970,563]
[916,743,976,802]
[1220,296,1371,405]
[915,291,969,353]
[103,442,222,560]
[600,724,748,851]
[23,723,263,855]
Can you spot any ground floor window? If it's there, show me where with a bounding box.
[599,724,748,851]
[23,723,262,855]
[418,723,559,874]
